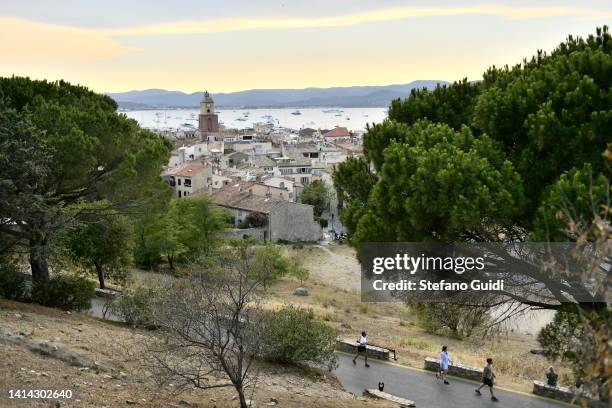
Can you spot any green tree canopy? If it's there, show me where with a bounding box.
[300,180,330,217]
[65,203,134,289]
[0,77,172,283]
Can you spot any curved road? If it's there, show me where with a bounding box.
[333,353,570,408]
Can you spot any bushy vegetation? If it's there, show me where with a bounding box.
[300,180,330,216]
[31,275,95,311]
[0,77,172,285]
[410,302,491,339]
[0,262,28,300]
[257,305,337,369]
[111,286,167,328]
[538,306,610,398]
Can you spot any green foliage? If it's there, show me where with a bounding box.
[0,262,28,301]
[249,243,292,287]
[533,164,610,241]
[111,286,166,328]
[352,121,524,242]
[139,196,230,269]
[317,217,328,228]
[65,203,134,288]
[538,306,611,397]
[300,180,329,216]
[332,156,377,237]
[0,77,172,283]
[32,275,95,311]
[388,78,482,131]
[257,305,337,369]
[288,258,309,284]
[473,27,611,215]
[244,212,267,228]
[410,301,491,339]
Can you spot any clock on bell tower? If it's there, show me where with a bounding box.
[198,90,219,137]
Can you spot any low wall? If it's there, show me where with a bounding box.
[532,381,576,403]
[364,389,416,407]
[423,357,483,381]
[220,227,266,241]
[336,339,390,360]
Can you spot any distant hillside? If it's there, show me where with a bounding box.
[108,80,447,109]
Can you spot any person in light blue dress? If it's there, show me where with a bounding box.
[436,345,452,384]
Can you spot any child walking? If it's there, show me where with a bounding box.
[436,345,452,384]
[352,331,370,367]
[475,358,499,401]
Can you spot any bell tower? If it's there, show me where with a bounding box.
[198,90,219,137]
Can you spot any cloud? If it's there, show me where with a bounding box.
[2,3,609,65]
[0,17,139,64]
[100,4,612,37]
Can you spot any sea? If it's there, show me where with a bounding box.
[123,107,388,132]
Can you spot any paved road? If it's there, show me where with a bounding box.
[333,353,569,408]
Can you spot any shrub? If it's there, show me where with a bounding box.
[111,286,166,328]
[134,243,162,270]
[257,305,337,369]
[0,263,28,300]
[410,301,490,338]
[32,275,95,311]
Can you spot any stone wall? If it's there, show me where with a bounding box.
[220,227,266,241]
[336,339,390,360]
[532,381,577,403]
[423,357,483,381]
[269,201,322,242]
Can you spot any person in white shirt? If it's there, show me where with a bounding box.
[352,331,370,367]
[436,345,452,384]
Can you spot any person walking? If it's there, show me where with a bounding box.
[475,358,499,401]
[436,345,452,384]
[352,331,370,367]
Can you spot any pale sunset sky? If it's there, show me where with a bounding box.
[1,0,610,93]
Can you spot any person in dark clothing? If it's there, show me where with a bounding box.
[475,358,498,401]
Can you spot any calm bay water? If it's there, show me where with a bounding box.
[123,107,388,132]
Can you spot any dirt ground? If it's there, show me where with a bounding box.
[0,300,395,408]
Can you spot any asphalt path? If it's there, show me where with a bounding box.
[333,352,571,408]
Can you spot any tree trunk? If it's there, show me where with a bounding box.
[167,254,174,270]
[95,262,105,289]
[235,384,248,408]
[29,237,49,284]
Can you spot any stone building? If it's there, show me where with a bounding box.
[205,185,321,242]
[198,91,219,137]
[162,161,212,199]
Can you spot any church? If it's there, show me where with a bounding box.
[198,90,219,138]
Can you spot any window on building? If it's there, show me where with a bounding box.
[301,177,309,184]
[178,190,182,198]
[184,179,192,187]
[178,178,182,186]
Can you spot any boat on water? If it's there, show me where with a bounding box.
[334,113,342,117]
[291,110,302,115]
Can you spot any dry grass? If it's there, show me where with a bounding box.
[268,246,573,394]
[0,299,396,408]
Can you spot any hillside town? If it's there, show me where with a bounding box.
[160,91,363,242]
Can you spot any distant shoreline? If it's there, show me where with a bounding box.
[118,105,390,111]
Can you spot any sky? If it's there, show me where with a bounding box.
[1,1,610,93]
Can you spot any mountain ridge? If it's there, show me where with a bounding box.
[107,80,447,109]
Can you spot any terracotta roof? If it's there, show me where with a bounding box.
[164,161,208,177]
[323,127,351,138]
[210,185,282,213]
